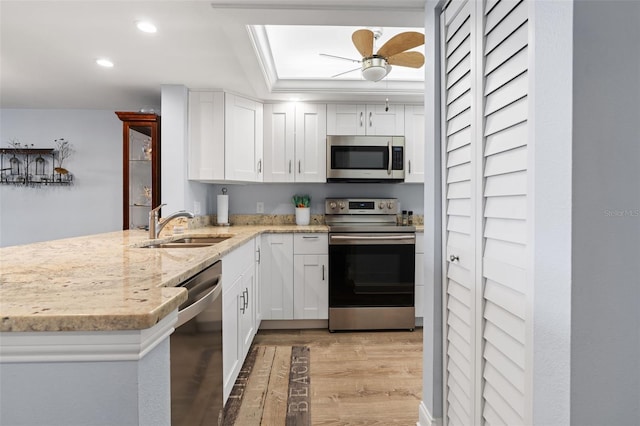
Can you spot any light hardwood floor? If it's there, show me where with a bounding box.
[252,327,423,425]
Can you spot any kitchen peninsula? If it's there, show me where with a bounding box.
[0,223,327,426]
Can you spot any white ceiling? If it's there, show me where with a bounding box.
[0,1,426,110]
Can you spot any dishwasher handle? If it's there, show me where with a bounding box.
[175,261,222,328]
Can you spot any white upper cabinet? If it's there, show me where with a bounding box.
[263,103,326,183]
[225,93,263,182]
[404,105,425,183]
[327,104,405,136]
[188,90,263,182]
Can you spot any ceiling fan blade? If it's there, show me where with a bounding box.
[319,53,361,64]
[352,29,374,57]
[387,51,425,68]
[376,31,425,58]
[331,67,362,78]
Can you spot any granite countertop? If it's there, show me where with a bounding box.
[0,224,328,333]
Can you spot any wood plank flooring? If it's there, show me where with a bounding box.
[251,328,423,425]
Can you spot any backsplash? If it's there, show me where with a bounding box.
[187,213,423,228]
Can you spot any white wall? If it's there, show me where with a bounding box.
[0,109,121,247]
[420,1,442,425]
[161,85,213,216]
[210,182,424,217]
[571,1,640,424]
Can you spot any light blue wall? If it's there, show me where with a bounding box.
[207,182,424,217]
[571,1,640,424]
[0,109,122,247]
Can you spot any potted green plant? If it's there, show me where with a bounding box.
[292,194,311,225]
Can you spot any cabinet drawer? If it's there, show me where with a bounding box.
[222,239,254,293]
[293,233,328,254]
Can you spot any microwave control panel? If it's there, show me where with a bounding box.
[392,147,404,170]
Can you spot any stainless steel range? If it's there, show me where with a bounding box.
[325,198,416,332]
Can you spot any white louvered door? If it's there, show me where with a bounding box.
[441,1,476,425]
[441,1,531,425]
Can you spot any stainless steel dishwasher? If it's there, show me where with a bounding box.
[170,260,223,426]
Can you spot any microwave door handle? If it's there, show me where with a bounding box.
[388,141,392,175]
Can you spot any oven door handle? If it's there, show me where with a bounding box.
[330,234,415,244]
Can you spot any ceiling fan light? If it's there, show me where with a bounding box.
[361,57,391,82]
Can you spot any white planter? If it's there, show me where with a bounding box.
[295,207,310,225]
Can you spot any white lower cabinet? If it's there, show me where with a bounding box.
[254,234,263,330]
[261,233,294,320]
[222,238,257,402]
[293,234,329,320]
[261,233,328,321]
[415,233,424,318]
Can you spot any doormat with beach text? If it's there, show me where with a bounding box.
[223,345,310,426]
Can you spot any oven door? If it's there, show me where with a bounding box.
[328,233,415,308]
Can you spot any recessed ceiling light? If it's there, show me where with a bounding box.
[136,21,157,33]
[96,58,114,68]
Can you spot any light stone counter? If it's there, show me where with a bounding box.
[0,224,328,332]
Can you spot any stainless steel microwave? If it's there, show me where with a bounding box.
[326,135,405,182]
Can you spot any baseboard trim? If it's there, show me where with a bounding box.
[259,319,328,330]
[418,401,442,426]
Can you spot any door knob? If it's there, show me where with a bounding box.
[449,255,459,262]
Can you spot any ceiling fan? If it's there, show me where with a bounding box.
[321,28,425,82]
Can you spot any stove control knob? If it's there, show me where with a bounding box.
[338,202,346,210]
[379,202,385,210]
[329,202,337,210]
[387,201,394,210]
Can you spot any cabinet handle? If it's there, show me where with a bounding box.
[359,111,363,128]
[369,111,373,127]
[244,288,249,309]
[258,159,262,173]
[256,247,261,264]
[289,160,292,174]
[450,255,459,262]
[240,293,245,313]
[298,160,301,174]
[322,264,325,281]
[302,235,318,239]
[408,160,412,174]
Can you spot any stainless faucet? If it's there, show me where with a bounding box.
[149,204,195,239]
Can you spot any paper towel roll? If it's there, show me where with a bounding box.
[217,194,229,225]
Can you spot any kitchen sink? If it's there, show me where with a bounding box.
[142,235,232,248]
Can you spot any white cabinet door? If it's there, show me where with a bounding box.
[326,104,366,135]
[264,103,295,182]
[327,104,405,135]
[254,235,263,329]
[293,254,328,319]
[222,274,242,401]
[189,90,263,182]
[261,233,294,320]
[225,93,263,182]
[264,103,326,183]
[404,105,425,183]
[365,104,405,135]
[294,103,327,182]
[239,262,256,361]
[222,239,257,402]
[293,234,329,320]
[188,90,225,181]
